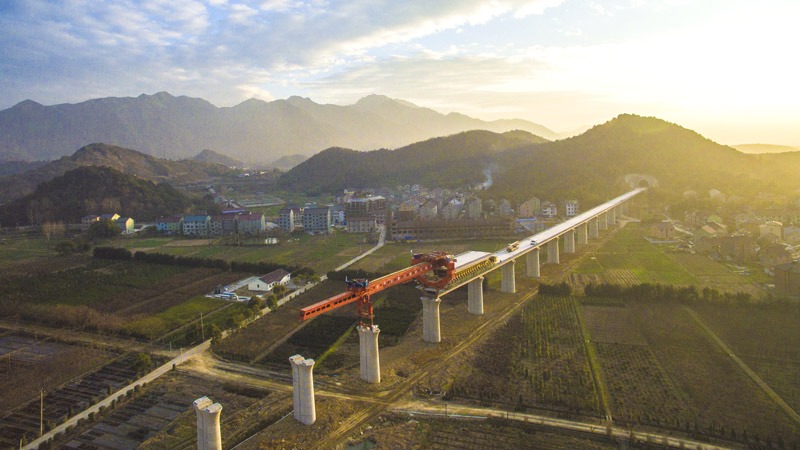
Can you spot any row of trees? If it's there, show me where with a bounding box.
[92,247,314,276]
[582,282,757,304]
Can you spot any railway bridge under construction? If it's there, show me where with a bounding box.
[287,188,646,417]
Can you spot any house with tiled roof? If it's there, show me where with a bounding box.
[247,269,292,292]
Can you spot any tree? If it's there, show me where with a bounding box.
[132,352,152,374]
[88,219,119,239]
[210,324,223,344]
[272,284,288,298]
[266,294,279,310]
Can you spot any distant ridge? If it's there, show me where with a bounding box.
[193,149,244,167]
[733,143,800,154]
[0,143,236,203]
[0,92,558,163]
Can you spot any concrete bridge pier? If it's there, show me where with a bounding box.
[290,355,316,425]
[467,276,484,315]
[598,213,608,231]
[564,229,576,253]
[526,247,540,278]
[577,223,589,246]
[589,218,599,238]
[608,208,616,227]
[358,325,381,384]
[501,259,516,293]
[193,397,223,450]
[421,296,442,343]
[547,238,560,264]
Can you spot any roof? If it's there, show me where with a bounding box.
[184,215,210,222]
[238,213,264,220]
[259,269,291,284]
[82,215,100,220]
[99,213,118,220]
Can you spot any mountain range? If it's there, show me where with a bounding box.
[0,92,559,163]
[283,114,800,205]
[0,143,237,204]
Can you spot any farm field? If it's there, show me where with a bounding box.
[110,231,366,274]
[630,301,799,444]
[692,302,800,414]
[573,223,755,292]
[449,295,600,418]
[0,259,243,342]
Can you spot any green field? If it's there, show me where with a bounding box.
[110,231,366,274]
[574,223,755,291]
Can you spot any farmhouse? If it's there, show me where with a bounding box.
[247,269,292,292]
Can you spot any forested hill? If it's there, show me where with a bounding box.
[278,114,800,205]
[490,114,800,205]
[277,130,547,193]
[0,166,197,226]
[0,143,237,204]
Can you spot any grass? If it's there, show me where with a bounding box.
[111,231,366,274]
[124,296,230,339]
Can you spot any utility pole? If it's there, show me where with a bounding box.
[200,313,205,341]
[40,388,44,436]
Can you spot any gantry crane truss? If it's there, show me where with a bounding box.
[298,252,457,325]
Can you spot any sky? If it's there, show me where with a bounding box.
[1,0,798,145]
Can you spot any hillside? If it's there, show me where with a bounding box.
[192,149,243,167]
[0,143,237,204]
[278,130,548,193]
[491,114,800,204]
[0,166,197,226]
[279,114,800,206]
[267,154,307,171]
[0,92,558,163]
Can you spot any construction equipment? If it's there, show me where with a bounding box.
[298,252,457,325]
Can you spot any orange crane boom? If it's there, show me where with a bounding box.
[298,252,456,324]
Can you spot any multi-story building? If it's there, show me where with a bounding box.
[465,197,482,220]
[156,216,183,234]
[345,195,387,228]
[390,218,514,241]
[564,200,579,217]
[347,216,377,233]
[302,207,331,234]
[210,215,225,236]
[237,213,266,235]
[182,215,211,237]
[441,199,463,220]
[278,205,302,232]
[419,199,438,220]
[518,197,541,218]
[497,199,513,217]
[115,217,134,232]
[541,201,557,218]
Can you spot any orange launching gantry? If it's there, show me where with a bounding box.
[298,252,457,326]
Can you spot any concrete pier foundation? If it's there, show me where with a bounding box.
[547,238,560,264]
[358,325,381,384]
[290,355,316,425]
[599,213,608,230]
[421,296,442,343]
[526,247,540,278]
[467,276,484,315]
[589,218,599,238]
[501,260,516,293]
[577,223,588,246]
[564,229,576,253]
[193,397,222,450]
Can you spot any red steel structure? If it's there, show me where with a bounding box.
[298,252,457,325]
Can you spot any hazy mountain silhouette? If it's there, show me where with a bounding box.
[0,92,558,163]
[0,143,236,204]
